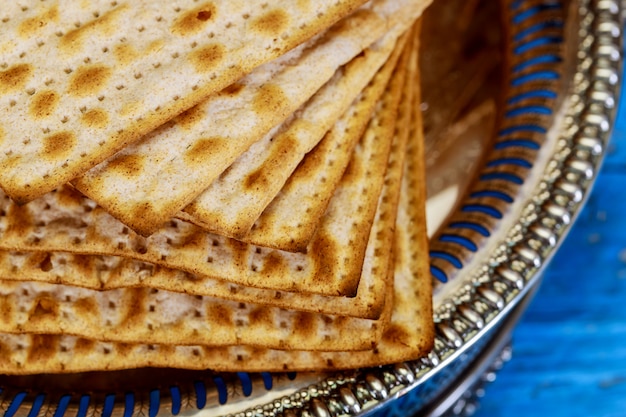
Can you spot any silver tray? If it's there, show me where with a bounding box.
[0,0,621,416]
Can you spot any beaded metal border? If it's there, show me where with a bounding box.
[224,0,621,416]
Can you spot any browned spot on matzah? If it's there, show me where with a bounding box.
[114,44,140,66]
[28,335,58,362]
[0,340,10,359]
[55,185,85,207]
[184,137,228,166]
[6,204,33,237]
[253,84,287,115]
[249,306,272,326]
[120,101,143,118]
[42,131,76,160]
[30,296,59,320]
[177,104,205,130]
[0,64,33,92]
[243,134,298,191]
[311,234,340,284]
[122,288,146,326]
[18,6,59,37]
[29,90,59,119]
[251,9,289,35]
[189,44,225,73]
[0,294,15,322]
[106,154,145,177]
[206,304,233,327]
[258,251,288,276]
[383,324,412,347]
[171,3,218,36]
[81,108,109,129]
[59,6,127,53]
[73,297,98,319]
[221,83,245,96]
[294,312,315,337]
[67,65,112,96]
[74,338,96,354]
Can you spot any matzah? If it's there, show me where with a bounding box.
[0,75,431,372]
[0,0,369,203]
[0,39,408,297]
[177,28,406,240]
[73,1,398,236]
[0,38,416,320]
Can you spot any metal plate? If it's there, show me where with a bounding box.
[0,0,621,416]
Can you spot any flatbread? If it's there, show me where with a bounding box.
[0,36,409,297]
[0,57,432,371]
[73,0,406,236]
[0,37,417,322]
[177,26,405,240]
[0,275,391,351]
[0,0,369,203]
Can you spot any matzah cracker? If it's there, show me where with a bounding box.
[241,37,405,252]
[0,66,431,373]
[0,276,391,351]
[0,41,409,297]
[0,0,369,203]
[73,0,402,236]
[0,41,415,320]
[0,32,420,353]
[178,28,406,239]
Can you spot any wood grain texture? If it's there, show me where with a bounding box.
[473,88,626,417]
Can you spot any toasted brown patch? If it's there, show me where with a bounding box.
[171,3,217,36]
[206,304,232,327]
[177,104,205,130]
[120,100,143,118]
[30,296,59,320]
[0,293,14,322]
[382,324,412,347]
[189,44,225,73]
[6,204,33,237]
[184,137,228,166]
[29,90,59,119]
[0,64,33,92]
[294,312,315,337]
[59,6,127,53]
[28,335,58,362]
[221,83,245,96]
[67,65,112,97]
[243,134,298,192]
[41,131,76,160]
[122,288,146,327]
[113,43,139,66]
[253,84,287,115]
[251,9,289,35]
[73,297,98,319]
[249,306,272,326]
[18,6,59,37]
[258,251,288,277]
[106,154,145,177]
[81,108,109,129]
[74,338,96,354]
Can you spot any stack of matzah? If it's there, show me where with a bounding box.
[0,0,434,375]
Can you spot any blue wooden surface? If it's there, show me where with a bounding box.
[473,67,626,416]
